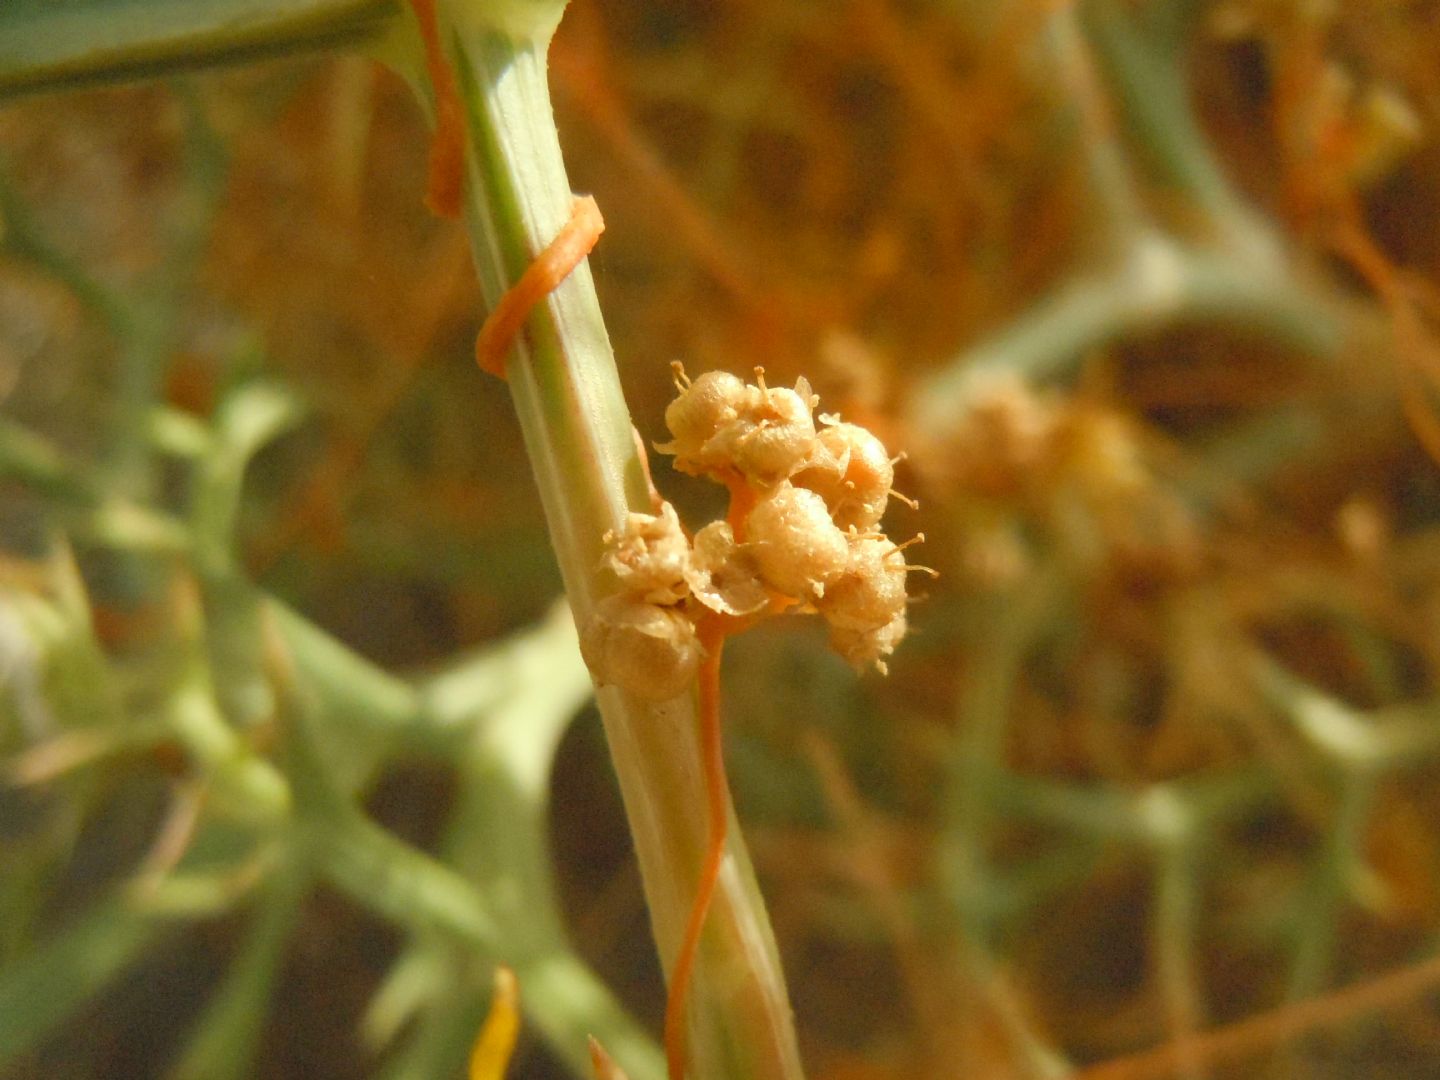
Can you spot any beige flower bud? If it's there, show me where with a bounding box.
[727,379,818,487]
[794,422,894,529]
[818,536,908,638]
[604,501,691,604]
[658,370,747,474]
[746,485,850,600]
[642,365,926,677]
[579,595,704,701]
[829,609,908,673]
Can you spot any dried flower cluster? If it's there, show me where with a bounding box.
[581,367,921,699]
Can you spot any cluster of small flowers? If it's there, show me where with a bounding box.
[912,372,1196,586]
[917,372,1148,501]
[581,367,920,700]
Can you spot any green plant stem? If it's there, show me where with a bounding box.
[171,864,311,1080]
[306,762,665,1079]
[0,0,399,100]
[0,168,132,331]
[192,382,304,732]
[1079,0,1245,231]
[0,423,664,1075]
[273,597,665,1076]
[1141,792,1205,1080]
[0,893,181,1065]
[420,13,804,1078]
[1045,2,1144,235]
[0,418,191,555]
[940,570,1069,1076]
[1285,775,1373,1004]
[416,605,666,1079]
[906,232,1338,446]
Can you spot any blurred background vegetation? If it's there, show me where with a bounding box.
[4,0,1440,1077]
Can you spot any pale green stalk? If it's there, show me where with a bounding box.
[0,902,160,1061]
[387,4,805,1077]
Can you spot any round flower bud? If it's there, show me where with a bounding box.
[746,485,850,600]
[604,501,690,604]
[727,378,817,487]
[817,536,908,634]
[580,596,704,701]
[659,370,747,474]
[794,422,894,529]
[829,609,907,673]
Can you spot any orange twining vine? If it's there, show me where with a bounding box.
[581,365,930,1080]
[407,1,607,380]
[474,196,606,380]
[409,0,464,219]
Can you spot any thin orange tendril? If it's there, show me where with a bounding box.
[409,0,464,218]
[474,195,606,380]
[720,470,758,540]
[663,611,730,1080]
[1074,948,1440,1080]
[663,466,776,1080]
[588,1035,630,1080]
[662,454,809,1079]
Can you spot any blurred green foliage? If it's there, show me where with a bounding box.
[4,1,1440,1079]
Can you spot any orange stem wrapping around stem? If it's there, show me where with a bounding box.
[664,614,730,1080]
[474,195,607,380]
[410,0,465,218]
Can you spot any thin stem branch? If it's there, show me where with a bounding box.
[1073,948,1440,1080]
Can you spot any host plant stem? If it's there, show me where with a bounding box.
[405,9,806,1079]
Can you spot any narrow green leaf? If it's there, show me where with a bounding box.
[170,867,309,1080]
[0,895,166,1066]
[0,0,400,101]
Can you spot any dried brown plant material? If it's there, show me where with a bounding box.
[1053,407,1147,498]
[955,511,1030,587]
[925,372,1058,497]
[579,595,703,701]
[685,521,769,616]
